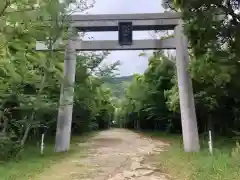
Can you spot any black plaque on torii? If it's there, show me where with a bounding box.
[118,22,133,45]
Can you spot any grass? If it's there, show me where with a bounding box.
[0,132,96,180]
[145,132,240,180]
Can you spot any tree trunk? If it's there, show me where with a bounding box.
[20,124,31,146]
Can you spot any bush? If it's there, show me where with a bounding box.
[0,138,23,161]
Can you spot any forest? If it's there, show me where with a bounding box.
[0,0,240,179]
[0,0,118,161]
[112,1,240,178]
[116,0,240,137]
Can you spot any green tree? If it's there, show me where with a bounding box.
[0,0,118,160]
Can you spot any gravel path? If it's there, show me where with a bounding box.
[36,129,169,180]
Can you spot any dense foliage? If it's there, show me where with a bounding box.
[0,0,116,160]
[116,0,240,138]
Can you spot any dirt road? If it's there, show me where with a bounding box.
[37,129,169,180]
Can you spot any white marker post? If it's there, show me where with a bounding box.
[208,130,213,155]
[41,133,45,155]
[40,126,47,155]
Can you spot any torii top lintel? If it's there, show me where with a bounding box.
[70,12,181,32]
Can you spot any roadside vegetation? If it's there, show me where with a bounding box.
[0,0,115,178]
[0,133,95,180]
[146,132,240,180]
[114,0,240,179]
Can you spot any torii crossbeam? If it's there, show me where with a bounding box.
[36,12,200,153]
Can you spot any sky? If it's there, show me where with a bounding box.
[81,0,165,76]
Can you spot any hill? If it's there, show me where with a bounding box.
[104,75,133,98]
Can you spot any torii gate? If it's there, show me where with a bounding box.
[36,12,200,152]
